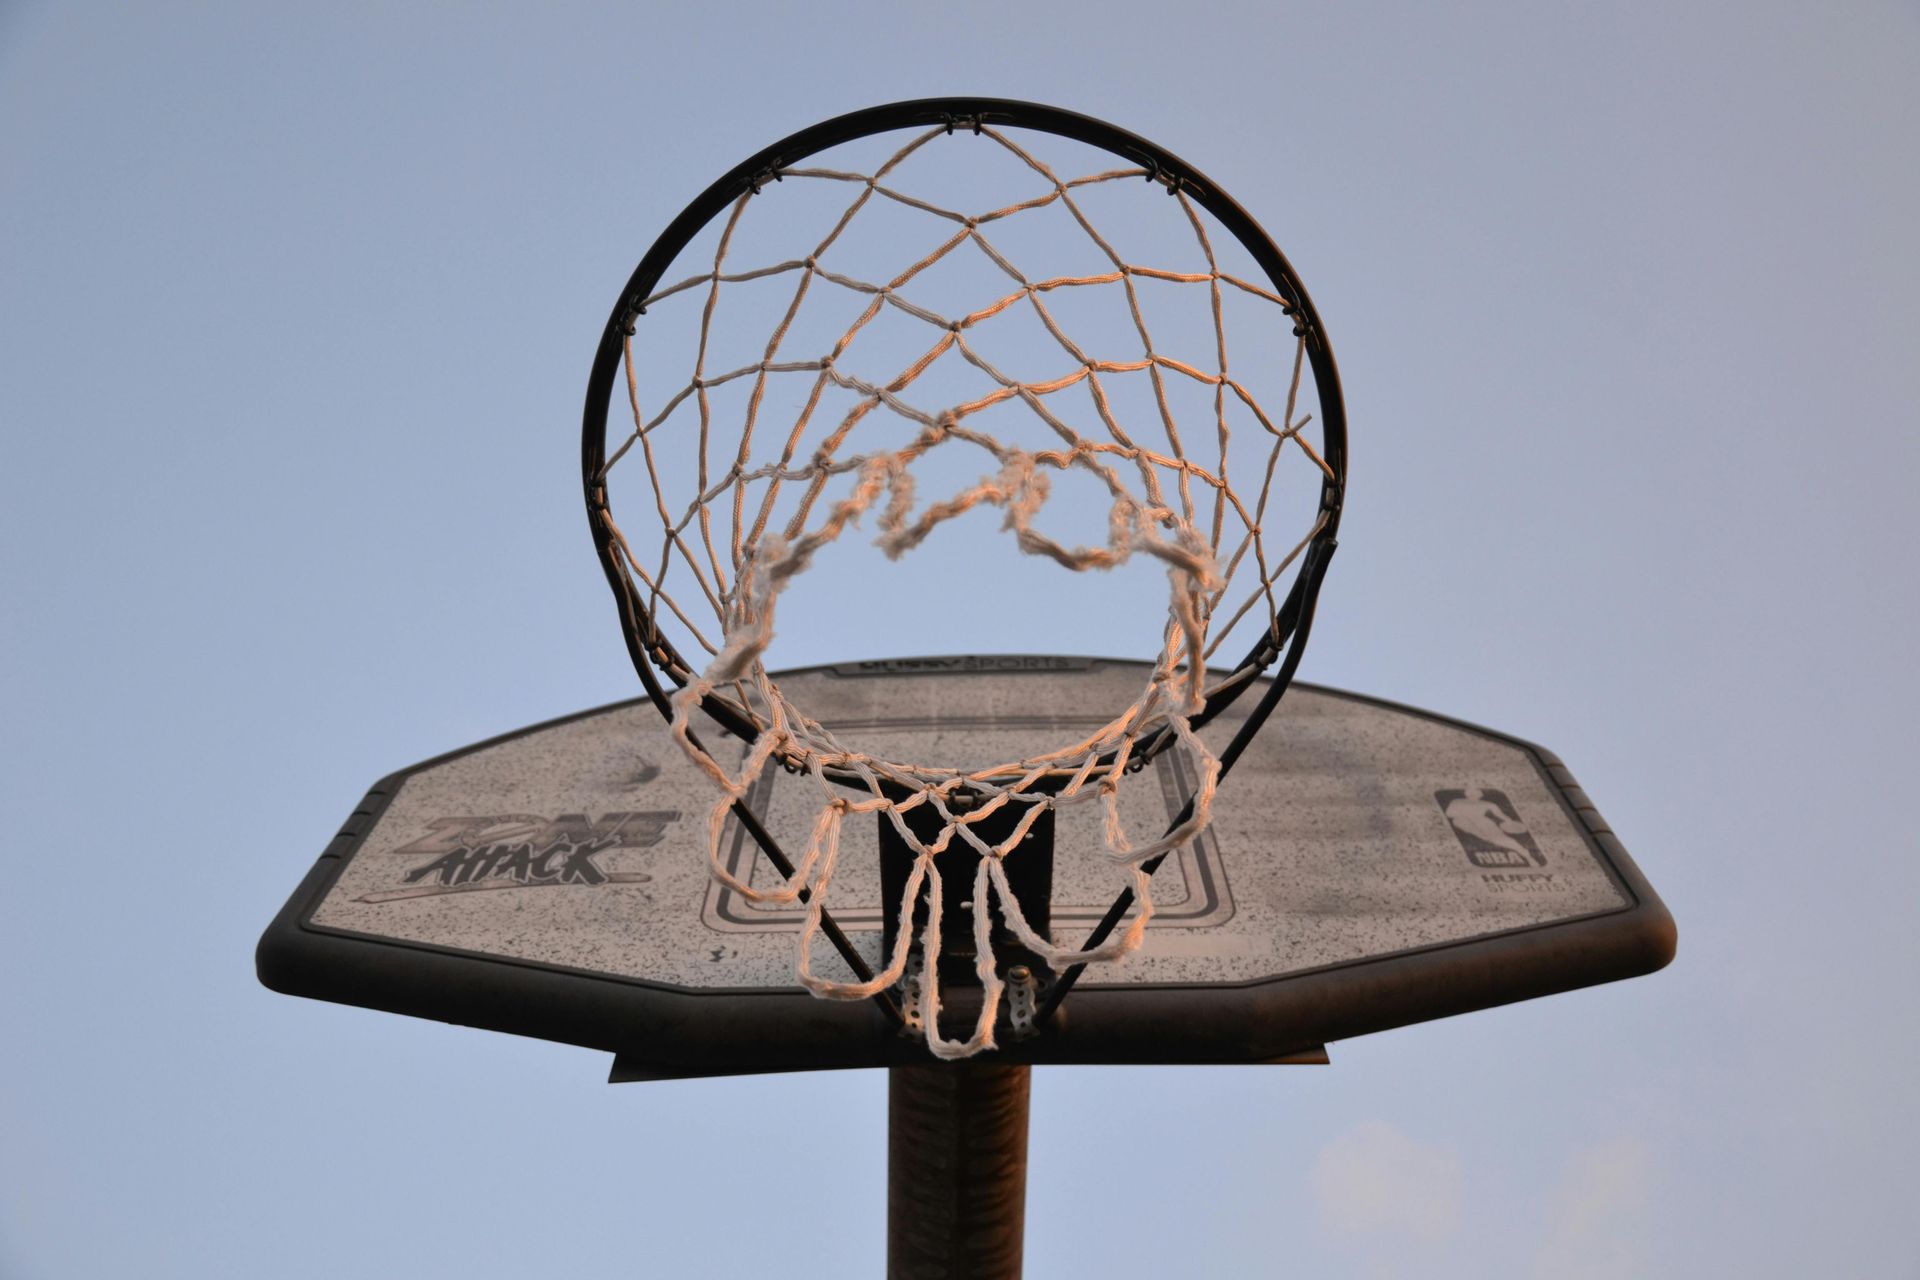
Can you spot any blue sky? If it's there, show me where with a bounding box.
[3,3,1916,1276]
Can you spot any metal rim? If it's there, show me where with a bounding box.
[581,96,1347,753]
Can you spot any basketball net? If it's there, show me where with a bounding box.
[597,124,1330,1058]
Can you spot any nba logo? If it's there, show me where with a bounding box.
[1434,788,1545,868]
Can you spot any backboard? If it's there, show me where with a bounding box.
[258,656,1673,1078]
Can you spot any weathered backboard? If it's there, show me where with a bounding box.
[258,657,1673,1076]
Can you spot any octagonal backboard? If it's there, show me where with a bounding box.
[258,656,1673,1077]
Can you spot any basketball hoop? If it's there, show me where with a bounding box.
[581,99,1346,1058]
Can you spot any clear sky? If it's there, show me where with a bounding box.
[3,3,1915,1276]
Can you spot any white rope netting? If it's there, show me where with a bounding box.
[597,123,1332,1058]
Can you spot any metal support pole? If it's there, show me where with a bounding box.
[887,1063,1032,1280]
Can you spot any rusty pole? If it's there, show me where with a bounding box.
[886,1062,1032,1279]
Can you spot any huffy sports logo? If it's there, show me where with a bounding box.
[357,812,679,903]
[1434,788,1545,869]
